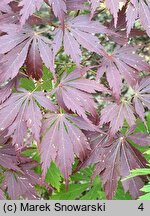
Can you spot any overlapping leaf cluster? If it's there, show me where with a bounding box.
[0,0,150,200]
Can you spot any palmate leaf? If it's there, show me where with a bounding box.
[126,0,150,37]
[3,158,41,200]
[133,78,150,123]
[100,101,136,136]
[80,129,148,199]
[0,135,41,200]
[107,5,145,45]
[19,0,67,26]
[105,0,120,27]
[46,0,67,24]
[0,0,12,13]
[66,0,89,11]
[107,5,128,45]
[40,113,98,184]
[90,0,123,27]
[53,15,108,65]
[0,90,56,147]
[97,45,150,99]
[0,24,54,82]
[19,0,43,26]
[0,131,24,172]
[0,143,23,172]
[127,133,150,146]
[90,0,102,16]
[52,68,109,121]
[0,77,16,104]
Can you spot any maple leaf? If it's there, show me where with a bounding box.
[0,144,22,172]
[40,113,96,183]
[0,189,4,200]
[0,90,57,146]
[66,0,89,11]
[19,0,67,26]
[0,130,9,145]
[0,78,17,104]
[105,0,120,27]
[133,77,150,123]
[127,132,150,146]
[46,0,67,24]
[100,101,136,136]
[90,0,102,16]
[107,5,128,45]
[0,24,54,82]
[19,0,43,26]
[52,68,109,121]
[0,12,19,28]
[107,4,145,45]
[77,131,108,169]
[0,0,12,13]
[126,0,150,37]
[26,37,43,80]
[52,15,108,65]
[3,157,41,200]
[97,45,150,99]
[0,134,25,172]
[81,130,148,199]
[90,0,122,27]
[0,134,41,200]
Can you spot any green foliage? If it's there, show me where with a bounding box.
[51,183,89,200]
[113,182,132,200]
[139,184,150,200]
[46,162,62,191]
[20,77,35,91]
[51,166,105,200]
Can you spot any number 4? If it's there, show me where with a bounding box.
[138,203,144,211]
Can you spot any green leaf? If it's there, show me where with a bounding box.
[51,183,89,200]
[39,66,53,91]
[46,162,62,192]
[20,78,35,91]
[123,168,150,181]
[71,166,94,182]
[146,113,150,132]
[21,147,40,162]
[140,184,150,193]
[113,182,132,200]
[80,176,105,200]
[139,193,150,200]
[139,184,150,200]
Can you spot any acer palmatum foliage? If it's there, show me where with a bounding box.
[0,0,150,200]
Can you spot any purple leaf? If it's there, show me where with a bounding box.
[101,102,136,136]
[26,38,43,80]
[81,131,147,199]
[0,91,56,146]
[19,0,43,26]
[40,113,91,183]
[0,189,4,200]
[53,68,108,120]
[0,25,55,81]
[133,78,150,122]
[127,133,150,146]
[0,0,12,13]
